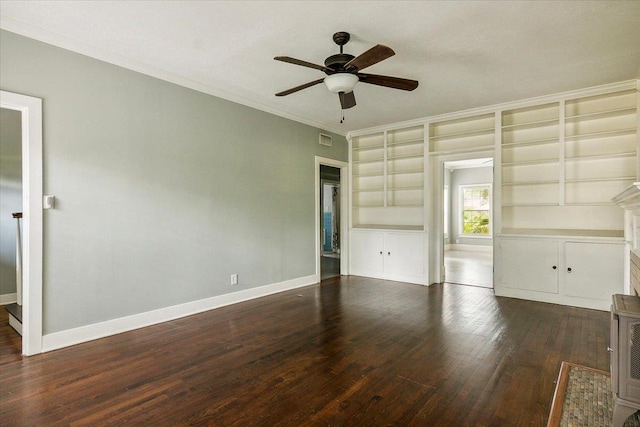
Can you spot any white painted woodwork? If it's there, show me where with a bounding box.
[565,242,624,300]
[1,90,44,355]
[350,126,424,229]
[499,239,559,294]
[350,230,385,277]
[496,236,624,310]
[383,232,425,278]
[349,229,425,285]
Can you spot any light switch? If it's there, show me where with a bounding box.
[43,195,55,209]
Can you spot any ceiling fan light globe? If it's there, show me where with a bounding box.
[324,73,358,94]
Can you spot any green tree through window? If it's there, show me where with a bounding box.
[462,186,490,235]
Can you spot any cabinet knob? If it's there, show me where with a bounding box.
[379,251,383,255]
[567,267,572,273]
[552,265,557,270]
[388,252,391,256]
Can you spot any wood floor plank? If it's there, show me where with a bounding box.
[0,278,611,426]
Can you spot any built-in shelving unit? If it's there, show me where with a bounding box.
[564,90,637,207]
[428,113,495,155]
[500,103,560,211]
[350,125,425,228]
[499,89,638,234]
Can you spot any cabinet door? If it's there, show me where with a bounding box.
[499,239,559,293]
[565,242,623,300]
[383,232,424,278]
[350,231,384,276]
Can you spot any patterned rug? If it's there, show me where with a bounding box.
[548,362,640,427]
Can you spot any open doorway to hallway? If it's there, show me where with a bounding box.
[443,158,493,288]
[0,107,23,353]
[320,165,341,280]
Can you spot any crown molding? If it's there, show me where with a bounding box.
[0,17,347,136]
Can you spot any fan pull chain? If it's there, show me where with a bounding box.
[340,108,345,124]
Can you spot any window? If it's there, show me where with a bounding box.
[460,184,491,236]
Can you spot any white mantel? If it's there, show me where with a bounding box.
[612,183,640,295]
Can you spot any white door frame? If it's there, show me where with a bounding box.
[1,90,43,355]
[428,150,494,285]
[315,156,349,282]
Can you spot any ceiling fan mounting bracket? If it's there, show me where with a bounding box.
[332,32,350,47]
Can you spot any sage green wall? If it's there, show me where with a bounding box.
[0,108,22,296]
[0,30,347,334]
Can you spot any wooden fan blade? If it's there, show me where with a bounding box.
[357,73,419,91]
[275,78,325,96]
[274,56,331,73]
[344,45,395,71]
[339,91,356,109]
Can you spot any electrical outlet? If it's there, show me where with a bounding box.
[231,274,238,285]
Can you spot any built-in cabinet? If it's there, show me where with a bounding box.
[350,229,426,285]
[496,236,624,310]
[348,80,638,309]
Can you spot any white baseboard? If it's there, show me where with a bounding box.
[0,293,17,305]
[449,244,493,253]
[8,313,22,335]
[42,274,318,353]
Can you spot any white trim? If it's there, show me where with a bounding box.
[0,293,18,305]
[429,149,494,285]
[1,91,43,356]
[9,313,22,336]
[348,80,638,139]
[0,21,346,136]
[42,274,317,352]
[448,244,493,253]
[315,157,349,281]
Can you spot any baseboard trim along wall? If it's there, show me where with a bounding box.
[0,293,17,305]
[41,274,318,353]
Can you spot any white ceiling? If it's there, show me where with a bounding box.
[1,1,640,135]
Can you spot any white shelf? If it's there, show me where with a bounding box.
[352,158,384,164]
[351,126,425,228]
[429,127,494,141]
[501,137,559,147]
[387,153,423,160]
[565,152,636,162]
[565,106,636,122]
[352,224,424,231]
[500,228,624,239]
[564,128,637,141]
[501,118,559,130]
[502,180,560,186]
[502,158,559,167]
[428,144,495,156]
[387,169,424,175]
[352,145,384,152]
[387,138,424,147]
[565,177,636,184]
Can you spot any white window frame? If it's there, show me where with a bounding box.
[459,183,492,238]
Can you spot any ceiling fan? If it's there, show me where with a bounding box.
[274,32,419,111]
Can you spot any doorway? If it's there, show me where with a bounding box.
[1,108,23,348]
[1,90,43,356]
[321,167,340,280]
[443,158,494,288]
[315,157,348,283]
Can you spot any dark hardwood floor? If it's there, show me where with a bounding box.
[0,277,610,426]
